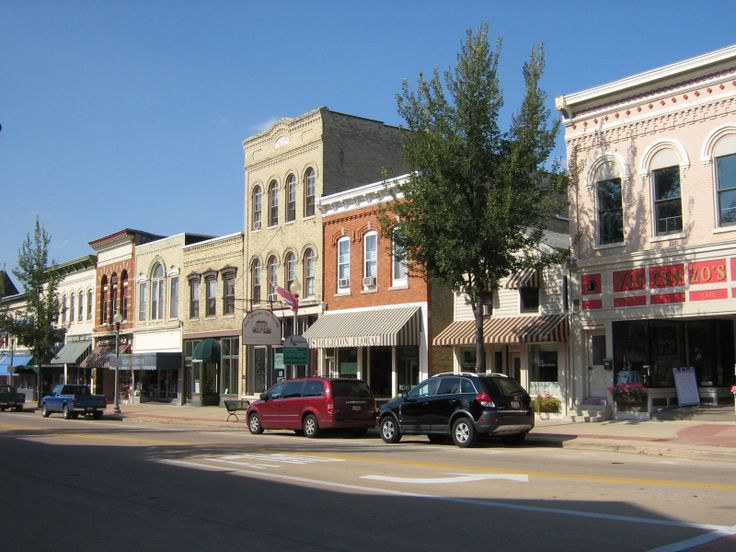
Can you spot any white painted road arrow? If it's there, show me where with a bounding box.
[360,473,528,484]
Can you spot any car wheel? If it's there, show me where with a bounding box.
[62,405,72,420]
[15,405,23,412]
[0,406,5,411]
[41,404,50,418]
[501,432,527,446]
[451,417,477,448]
[93,411,103,420]
[303,414,320,438]
[427,434,447,444]
[379,416,402,443]
[248,413,264,434]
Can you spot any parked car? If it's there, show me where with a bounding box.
[378,372,534,447]
[40,384,107,419]
[0,384,25,411]
[247,377,377,438]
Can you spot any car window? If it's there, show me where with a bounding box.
[437,377,461,395]
[409,378,440,398]
[268,382,286,400]
[283,381,305,398]
[460,378,476,393]
[331,380,373,398]
[302,380,325,397]
[481,376,526,396]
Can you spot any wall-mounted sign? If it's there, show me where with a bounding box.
[688,259,727,285]
[613,268,646,292]
[581,273,601,295]
[242,309,282,345]
[649,264,685,289]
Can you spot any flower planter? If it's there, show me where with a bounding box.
[614,398,650,421]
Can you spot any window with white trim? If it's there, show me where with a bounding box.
[392,237,408,286]
[717,153,736,226]
[304,168,315,217]
[205,274,217,317]
[251,259,262,304]
[138,282,147,322]
[252,185,262,230]
[189,279,199,319]
[78,290,84,321]
[86,289,93,320]
[304,248,316,297]
[151,263,165,320]
[363,232,377,288]
[284,252,296,293]
[69,294,75,325]
[267,256,278,301]
[169,276,179,319]
[268,180,279,226]
[652,166,682,235]
[223,271,235,315]
[337,237,350,292]
[597,178,624,245]
[286,174,296,222]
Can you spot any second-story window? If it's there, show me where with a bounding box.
[69,294,75,325]
[267,256,278,301]
[251,259,262,304]
[205,275,217,317]
[304,168,316,217]
[62,295,68,325]
[189,279,200,319]
[597,178,624,245]
[286,174,297,222]
[78,290,84,321]
[100,276,108,325]
[223,272,235,315]
[363,232,377,288]
[285,252,296,293]
[392,235,408,286]
[151,263,165,320]
[111,273,119,321]
[138,281,147,322]
[86,289,93,320]
[252,185,262,230]
[169,276,179,319]
[717,153,736,226]
[268,180,279,227]
[121,271,129,321]
[337,237,350,292]
[304,248,316,297]
[653,166,682,235]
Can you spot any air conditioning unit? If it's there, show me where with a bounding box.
[363,276,376,287]
[267,293,277,302]
[252,221,261,230]
[338,278,350,289]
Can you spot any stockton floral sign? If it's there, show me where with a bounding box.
[608,383,648,406]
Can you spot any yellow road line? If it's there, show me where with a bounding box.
[301,452,736,492]
[1,425,190,446]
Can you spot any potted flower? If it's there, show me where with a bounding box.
[608,383,648,409]
[534,392,561,414]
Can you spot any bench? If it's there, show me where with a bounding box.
[224,399,250,422]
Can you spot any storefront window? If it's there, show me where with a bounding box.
[528,346,560,396]
[461,348,476,372]
[338,348,358,378]
[220,337,239,396]
[368,347,391,397]
[397,346,419,390]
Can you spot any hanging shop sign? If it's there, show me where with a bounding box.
[242,309,282,345]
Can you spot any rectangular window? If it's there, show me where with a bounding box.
[69,295,75,325]
[392,240,408,285]
[223,274,235,315]
[252,187,262,230]
[121,281,128,321]
[152,280,165,320]
[78,291,84,321]
[337,238,350,291]
[717,153,736,226]
[252,264,261,303]
[169,277,179,319]
[206,276,216,317]
[138,283,147,322]
[269,184,279,226]
[653,166,682,235]
[286,177,296,222]
[363,233,377,287]
[190,280,200,319]
[86,289,93,320]
[305,169,316,217]
[520,286,539,313]
[305,254,316,297]
[597,178,624,245]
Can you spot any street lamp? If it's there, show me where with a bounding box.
[112,312,123,414]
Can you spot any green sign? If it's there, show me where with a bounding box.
[283,347,309,365]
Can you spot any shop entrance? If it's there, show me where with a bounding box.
[587,332,610,398]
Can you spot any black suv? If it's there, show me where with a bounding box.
[378,372,534,447]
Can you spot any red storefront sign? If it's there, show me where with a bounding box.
[689,289,729,301]
[688,259,727,285]
[649,264,685,288]
[581,273,601,295]
[650,292,686,304]
[582,299,602,310]
[613,295,647,308]
[613,268,646,292]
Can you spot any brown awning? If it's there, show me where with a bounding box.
[504,268,539,289]
[79,345,130,368]
[433,314,568,346]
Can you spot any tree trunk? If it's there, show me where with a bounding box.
[473,302,486,373]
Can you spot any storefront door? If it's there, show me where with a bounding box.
[588,332,610,398]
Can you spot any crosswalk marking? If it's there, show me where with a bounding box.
[211,453,345,467]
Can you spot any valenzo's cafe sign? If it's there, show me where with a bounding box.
[580,258,735,310]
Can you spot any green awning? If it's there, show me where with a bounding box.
[192,338,221,362]
[50,340,92,365]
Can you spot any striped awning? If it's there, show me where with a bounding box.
[303,306,421,349]
[504,268,539,289]
[433,314,568,346]
[79,344,130,368]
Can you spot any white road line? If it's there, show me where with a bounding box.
[647,525,736,552]
[361,473,528,484]
[159,458,730,534]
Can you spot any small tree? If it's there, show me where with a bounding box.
[383,23,567,372]
[0,218,61,372]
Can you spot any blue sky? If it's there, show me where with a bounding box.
[2,0,735,285]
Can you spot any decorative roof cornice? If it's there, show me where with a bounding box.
[318,174,409,217]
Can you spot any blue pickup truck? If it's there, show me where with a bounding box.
[41,384,106,419]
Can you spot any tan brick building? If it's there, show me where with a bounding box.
[242,107,408,394]
[557,45,736,418]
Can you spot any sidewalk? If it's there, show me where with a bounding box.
[99,401,736,463]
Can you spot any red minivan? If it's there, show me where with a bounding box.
[246,377,377,438]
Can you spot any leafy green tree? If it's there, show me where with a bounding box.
[0,218,61,368]
[384,23,567,372]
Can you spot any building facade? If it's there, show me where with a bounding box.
[557,45,736,414]
[303,176,454,399]
[242,107,408,394]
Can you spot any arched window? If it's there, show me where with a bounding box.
[86,288,93,320]
[100,275,108,325]
[121,271,129,321]
[69,294,75,325]
[267,256,279,301]
[337,237,350,292]
[111,273,119,321]
[363,231,377,289]
[151,263,165,320]
[61,295,68,325]
[303,248,316,298]
[251,259,262,304]
[284,252,296,293]
[285,174,297,222]
[304,168,316,217]
[188,277,200,319]
[252,185,262,230]
[589,155,626,246]
[268,180,279,226]
[78,290,84,321]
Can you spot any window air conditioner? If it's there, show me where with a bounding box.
[267,293,277,302]
[363,276,376,287]
[338,278,350,289]
[253,221,261,230]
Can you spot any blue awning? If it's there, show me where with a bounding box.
[0,354,34,376]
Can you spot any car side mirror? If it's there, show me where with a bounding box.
[402,391,411,400]
[260,392,268,401]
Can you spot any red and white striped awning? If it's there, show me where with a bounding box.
[504,268,539,289]
[433,314,568,346]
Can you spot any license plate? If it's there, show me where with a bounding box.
[510,400,520,409]
[352,405,362,411]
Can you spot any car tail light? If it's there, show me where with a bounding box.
[326,400,334,415]
[72,399,78,407]
[475,393,495,408]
